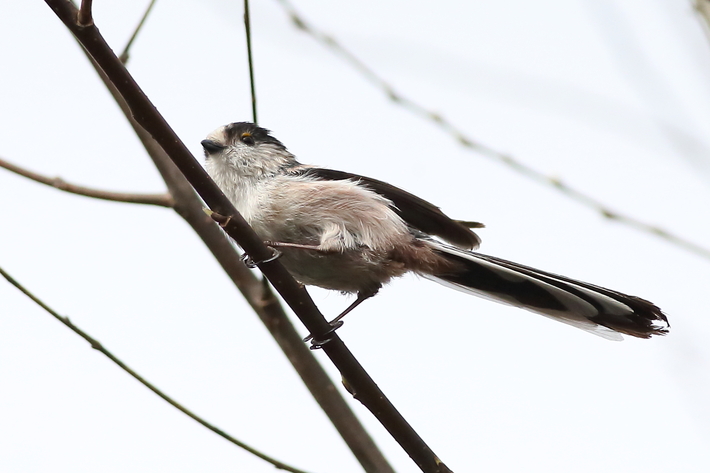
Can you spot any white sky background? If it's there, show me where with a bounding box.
[1,0,710,471]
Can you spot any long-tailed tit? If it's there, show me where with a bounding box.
[201,122,668,341]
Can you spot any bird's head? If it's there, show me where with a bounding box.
[201,122,297,178]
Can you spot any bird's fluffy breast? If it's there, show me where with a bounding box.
[250,175,412,252]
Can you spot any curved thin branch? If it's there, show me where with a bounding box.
[0,265,312,473]
[274,0,710,262]
[0,156,174,207]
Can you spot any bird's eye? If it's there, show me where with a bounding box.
[241,133,255,145]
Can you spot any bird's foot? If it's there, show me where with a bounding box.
[240,247,282,268]
[303,288,378,348]
[305,320,345,350]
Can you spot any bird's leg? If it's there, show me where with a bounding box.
[264,241,333,253]
[240,241,327,268]
[305,287,380,348]
[326,287,380,328]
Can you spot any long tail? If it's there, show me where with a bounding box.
[424,243,669,340]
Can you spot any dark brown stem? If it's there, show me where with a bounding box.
[0,156,174,207]
[0,266,312,473]
[77,0,92,26]
[44,0,450,471]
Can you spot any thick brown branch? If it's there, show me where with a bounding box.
[0,156,174,207]
[0,266,312,473]
[44,1,450,471]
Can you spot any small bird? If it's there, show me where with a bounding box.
[201,122,669,341]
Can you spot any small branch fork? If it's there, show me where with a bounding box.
[77,0,92,26]
[0,156,174,207]
[44,1,448,471]
[0,265,312,473]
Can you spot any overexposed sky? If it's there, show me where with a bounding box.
[1,0,710,471]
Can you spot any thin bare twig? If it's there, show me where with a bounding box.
[274,0,710,261]
[47,0,437,471]
[77,0,92,26]
[0,265,312,473]
[244,0,258,124]
[119,0,157,64]
[0,155,174,207]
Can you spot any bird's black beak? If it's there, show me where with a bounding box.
[201,140,226,154]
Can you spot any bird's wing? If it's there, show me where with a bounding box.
[292,167,481,249]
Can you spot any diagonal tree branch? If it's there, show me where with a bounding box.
[44,1,451,471]
[0,265,313,473]
[0,155,174,207]
[274,0,710,262]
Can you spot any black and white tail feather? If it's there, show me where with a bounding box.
[424,240,668,340]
